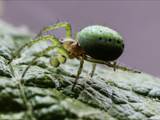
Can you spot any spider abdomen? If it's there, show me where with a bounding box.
[77,25,124,61]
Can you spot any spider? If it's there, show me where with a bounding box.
[9,22,140,90]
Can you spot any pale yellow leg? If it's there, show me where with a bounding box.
[72,58,84,91]
[90,63,96,77]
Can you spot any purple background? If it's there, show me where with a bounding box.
[2,0,160,77]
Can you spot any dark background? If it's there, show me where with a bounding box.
[1,0,160,77]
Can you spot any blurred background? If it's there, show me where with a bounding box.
[0,0,160,77]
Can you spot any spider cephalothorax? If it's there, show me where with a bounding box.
[8,22,140,90]
[62,38,86,59]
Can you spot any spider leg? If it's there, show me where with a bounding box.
[84,56,141,73]
[36,22,72,38]
[8,35,63,64]
[90,63,97,77]
[72,57,84,91]
[113,61,117,71]
[15,35,68,79]
[21,44,67,79]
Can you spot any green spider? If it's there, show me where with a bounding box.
[9,22,140,90]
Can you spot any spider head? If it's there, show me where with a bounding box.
[62,38,86,58]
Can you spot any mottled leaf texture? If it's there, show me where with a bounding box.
[0,19,160,120]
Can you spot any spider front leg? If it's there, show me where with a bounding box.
[8,34,69,80]
[36,22,72,38]
[8,35,63,64]
[21,45,62,79]
[8,36,59,77]
[23,45,69,80]
[9,22,72,64]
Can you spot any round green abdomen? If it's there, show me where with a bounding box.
[77,25,124,61]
